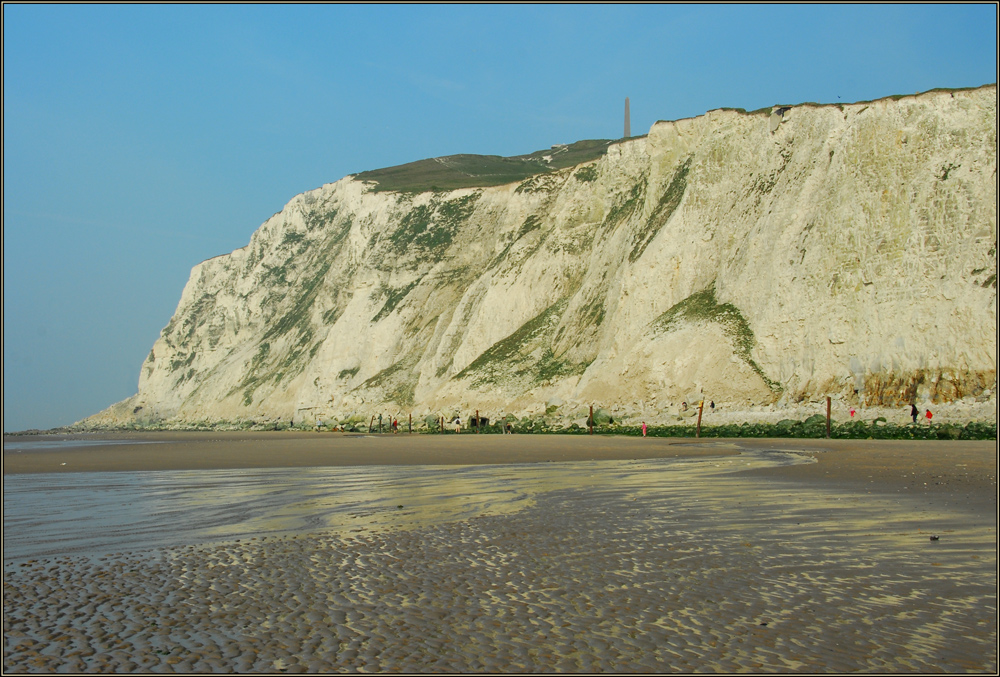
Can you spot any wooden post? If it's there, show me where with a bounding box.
[826,396,831,438]
[476,409,479,434]
[440,416,444,434]
[409,413,412,434]
[696,401,704,438]
[589,405,594,435]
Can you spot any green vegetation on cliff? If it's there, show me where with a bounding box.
[359,355,421,408]
[456,299,590,387]
[629,157,692,263]
[387,192,481,254]
[354,139,616,192]
[652,285,782,394]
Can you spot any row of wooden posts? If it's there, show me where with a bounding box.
[363,398,835,438]
[362,407,605,434]
[430,406,606,435]
[367,413,413,434]
[360,405,643,436]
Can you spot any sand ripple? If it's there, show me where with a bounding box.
[3,456,996,672]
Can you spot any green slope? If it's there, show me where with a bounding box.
[353,138,622,192]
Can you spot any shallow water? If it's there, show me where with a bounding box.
[4,462,538,560]
[3,448,991,564]
[2,452,749,560]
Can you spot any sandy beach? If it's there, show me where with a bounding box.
[3,431,746,475]
[3,433,997,672]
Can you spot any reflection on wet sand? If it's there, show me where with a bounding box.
[3,449,996,672]
[4,450,797,561]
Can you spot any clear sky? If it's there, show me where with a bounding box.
[3,4,997,432]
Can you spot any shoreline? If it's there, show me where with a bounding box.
[4,431,996,504]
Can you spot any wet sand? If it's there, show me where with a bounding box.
[3,431,743,475]
[4,431,996,483]
[683,438,998,508]
[3,434,997,672]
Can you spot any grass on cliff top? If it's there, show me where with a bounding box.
[706,84,996,118]
[353,139,616,193]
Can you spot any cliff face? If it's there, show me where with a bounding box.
[88,86,997,426]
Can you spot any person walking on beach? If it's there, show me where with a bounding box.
[910,403,919,424]
[392,418,398,434]
[709,401,715,413]
[454,417,461,433]
[641,421,647,437]
[925,409,933,423]
[505,420,513,434]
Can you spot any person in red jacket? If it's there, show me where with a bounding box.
[925,409,933,422]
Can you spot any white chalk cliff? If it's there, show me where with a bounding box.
[87,86,997,427]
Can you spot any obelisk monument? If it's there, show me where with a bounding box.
[624,97,630,138]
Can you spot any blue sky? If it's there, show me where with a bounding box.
[3,4,997,431]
